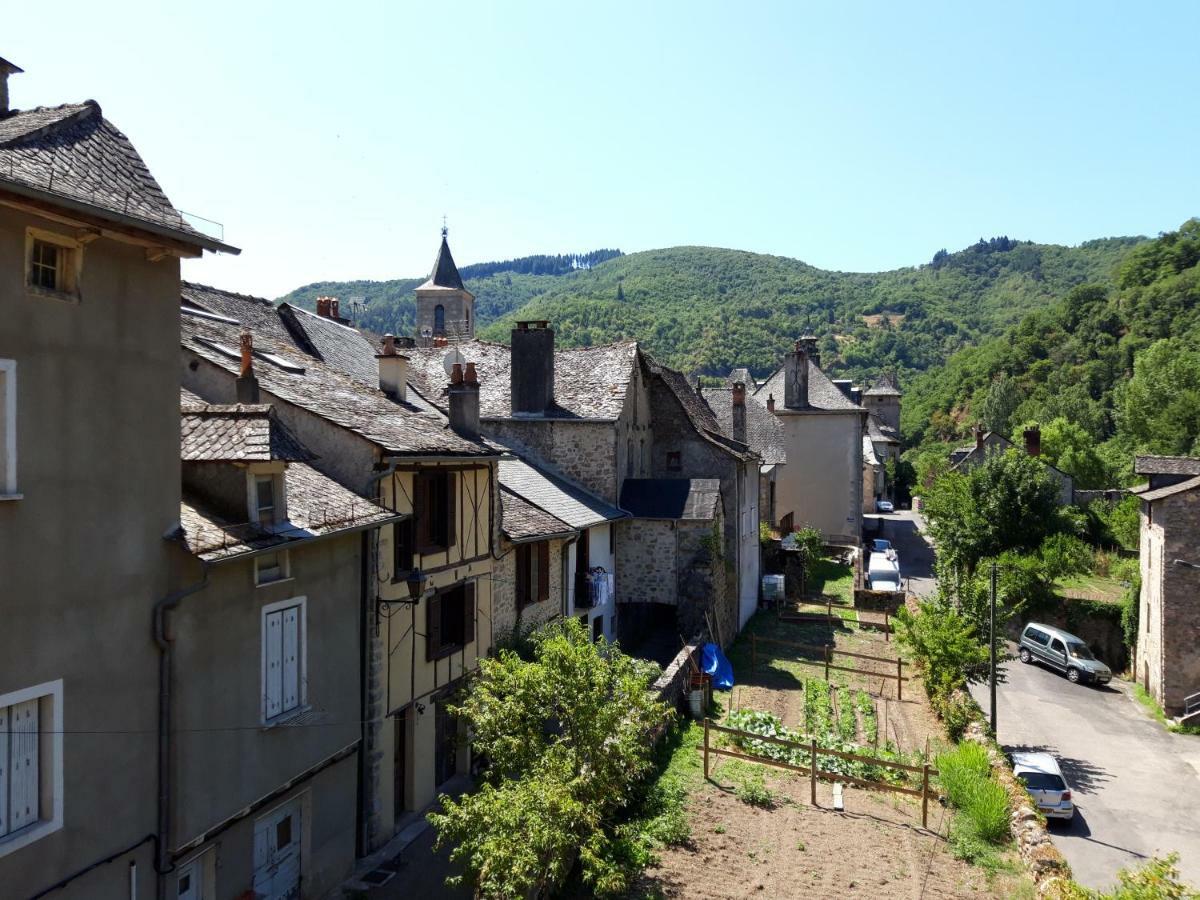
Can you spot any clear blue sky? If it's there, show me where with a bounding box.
[6,1,1198,297]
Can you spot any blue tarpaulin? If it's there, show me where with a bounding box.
[700,642,734,690]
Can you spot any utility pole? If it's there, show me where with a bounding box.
[989,561,998,734]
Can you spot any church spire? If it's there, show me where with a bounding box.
[425,225,465,291]
[414,224,475,342]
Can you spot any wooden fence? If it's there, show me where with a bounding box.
[777,597,894,638]
[702,719,937,827]
[750,633,908,700]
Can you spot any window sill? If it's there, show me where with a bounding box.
[256,576,295,590]
[0,492,23,502]
[26,286,80,305]
[261,704,313,731]
[0,817,62,860]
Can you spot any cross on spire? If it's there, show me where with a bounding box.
[441,215,448,239]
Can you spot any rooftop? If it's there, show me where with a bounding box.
[497,457,625,530]
[181,392,314,462]
[499,487,575,543]
[700,385,787,465]
[416,230,471,294]
[1134,455,1200,477]
[1138,474,1200,503]
[755,360,863,413]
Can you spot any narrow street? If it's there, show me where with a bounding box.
[878,511,1200,890]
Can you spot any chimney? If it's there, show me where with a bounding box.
[511,321,555,416]
[236,329,260,403]
[448,362,480,438]
[800,334,820,369]
[315,296,329,318]
[1024,426,1041,458]
[766,393,775,413]
[731,382,747,443]
[974,424,985,450]
[330,298,340,320]
[0,57,22,116]
[376,334,409,402]
[783,339,810,409]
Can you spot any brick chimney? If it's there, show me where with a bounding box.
[315,296,329,317]
[376,334,409,402]
[449,362,481,438]
[236,329,260,403]
[0,57,22,116]
[974,425,985,450]
[783,340,810,409]
[330,298,340,320]
[1024,426,1041,458]
[767,393,775,413]
[511,321,554,416]
[731,382,747,443]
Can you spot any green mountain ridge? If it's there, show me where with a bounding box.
[278,235,1145,383]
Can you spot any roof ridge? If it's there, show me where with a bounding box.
[183,280,275,307]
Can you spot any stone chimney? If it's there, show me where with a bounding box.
[448,362,481,438]
[766,393,775,413]
[783,340,810,409]
[800,334,820,369]
[731,382,747,443]
[330,298,340,320]
[0,57,22,116]
[315,297,329,318]
[511,321,555,416]
[376,334,409,402]
[236,329,260,403]
[1024,426,1041,458]
[974,424,985,450]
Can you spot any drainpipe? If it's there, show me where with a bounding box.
[562,533,581,620]
[153,565,209,900]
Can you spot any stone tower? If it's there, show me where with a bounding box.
[863,373,901,436]
[414,226,475,342]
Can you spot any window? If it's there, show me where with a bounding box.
[415,470,455,552]
[25,229,81,300]
[666,451,682,472]
[1050,638,1066,657]
[393,517,415,576]
[0,360,16,498]
[434,304,446,335]
[262,598,306,723]
[255,549,289,586]
[0,680,63,858]
[516,542,550,609]
[426,582,475,660]
[255,475,276,526]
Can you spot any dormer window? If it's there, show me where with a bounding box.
[247,468,286,529]
[255,475,276,526]
[25,228,81,302]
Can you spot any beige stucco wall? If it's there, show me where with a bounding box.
[0,204,182,898]
[775,409,864,542]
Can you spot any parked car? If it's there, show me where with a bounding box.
[871,538,892,553]
[1012,752,1075,822]
[1018,622,1112,685]
[867,552,902,592]
[875,499,894,513]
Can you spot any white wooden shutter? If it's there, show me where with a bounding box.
[9,700,38,831]
[0,704,9,837]
[265,611,283,720]
[282,606,300,714]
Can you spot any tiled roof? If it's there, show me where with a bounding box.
[181,304,495,457]
[619,478,721,520]
[863,435,880,466]
[755,361,863,412]
[1138,475,1200,503]
[181,394,314,462]
[500,487,575,542]
[417,233,468,292]
[0,101,234,253]
[405,339,639,420]
[497,457,624,529]
[866,413,899,444]
[277,303,380,387]
[182,282,294,344]
[700,387,787,465]
[1134,456,1200,477]
[180,462,398,561]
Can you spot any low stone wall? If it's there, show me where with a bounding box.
[854,587,904,613]
[653,641,701,710]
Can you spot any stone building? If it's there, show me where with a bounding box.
[862,373,901,435]
[701,380,787,529]
[414,226,475,342]
[950,425,1074,506]
[0,59,237,899]
[1133,456,1200,721]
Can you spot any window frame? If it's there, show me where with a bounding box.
[426,582,476,660]
[0,680,64,859]
[260,596,308,725]
[516,542,550,610]
[392,517,415,579]
[415,469,456,553]
[24,228,82,302]
[255,549,291,587]
[0,360,17,499]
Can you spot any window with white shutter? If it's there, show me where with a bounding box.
[261,598,306,724]
[0,681,63,858]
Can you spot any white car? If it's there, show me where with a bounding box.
[872,539,892,553]
[875,499,894,513]
[1012,752,1074,822]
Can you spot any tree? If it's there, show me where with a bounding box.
[1018,417,1111,488]
[429,618,669,898]
[1118,339,1200,455]
[979,374,1022,435]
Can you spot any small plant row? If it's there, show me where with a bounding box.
[854,690,878,745]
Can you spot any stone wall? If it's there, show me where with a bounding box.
[677,515,734,648]
[1010,598,1128,673]
[492,537,566,644]
[485,418,619,504]
[1144,489,1200,714]
[854,587,904,613]
[615,518,679,606]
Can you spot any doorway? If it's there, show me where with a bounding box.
[252,800,301,900]
[435,702,458,788]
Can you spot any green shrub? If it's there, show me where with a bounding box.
[961,776,1010,844]
[936,742,992,808]
[735,769,775,808]
[935,689,977,742]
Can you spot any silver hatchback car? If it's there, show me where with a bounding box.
[1018,622,1112,685]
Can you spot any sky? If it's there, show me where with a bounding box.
[6,1,1199,298]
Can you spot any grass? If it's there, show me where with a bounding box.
[1054,573,1128,603]
[806,557,855,605]
[936,743,1010,863]
[620,720,704,856]
[1133,683,1200,736]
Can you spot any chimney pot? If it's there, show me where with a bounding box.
[235,329,260,403]
[239,329,253,377]
[0,57,22,116]
[450,362,464,385]
[511,322,556,416]
[974,425,985,450]
[330,298,340,319]
[767,393,775,413]
[464,361,478,385]
[381,333,396,356]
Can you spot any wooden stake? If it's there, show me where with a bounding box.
[896,658,903,701]
[921,763,930,829]
[703,717,710,779]
[810,738,818,806]
[751,633,757,673]
[824,644,831,681]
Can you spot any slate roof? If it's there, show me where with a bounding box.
[405,339,640,420]
[619,478,722,521]
[648,361,758,462]
[500,487,575,542]
[864,374,901,397]
[180,462,398,561]
[180,393,314,462]
[183,282,294,344]
[417,233,470,293]
[867,413,899,444]
[497,457,624,529]
[755,361,863,413]
[181,304,495,457]
[1134,456,1200,477]
[1138,475,1200,503]
[277,303,380,387]
[0,101,235,253]
[724,368,754,389]
[863,435,880,466]
[700,387,787,465]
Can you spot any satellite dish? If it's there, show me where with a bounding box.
[443,347,466,376]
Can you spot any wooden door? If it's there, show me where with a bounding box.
[253,802,301,900]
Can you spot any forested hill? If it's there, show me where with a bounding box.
[278,235,1142,382]
[901,219,1200,486]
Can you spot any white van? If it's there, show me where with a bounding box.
[867,552,901,592]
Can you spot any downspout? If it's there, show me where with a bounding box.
[562,533,580,620]
[153,565,210,900]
